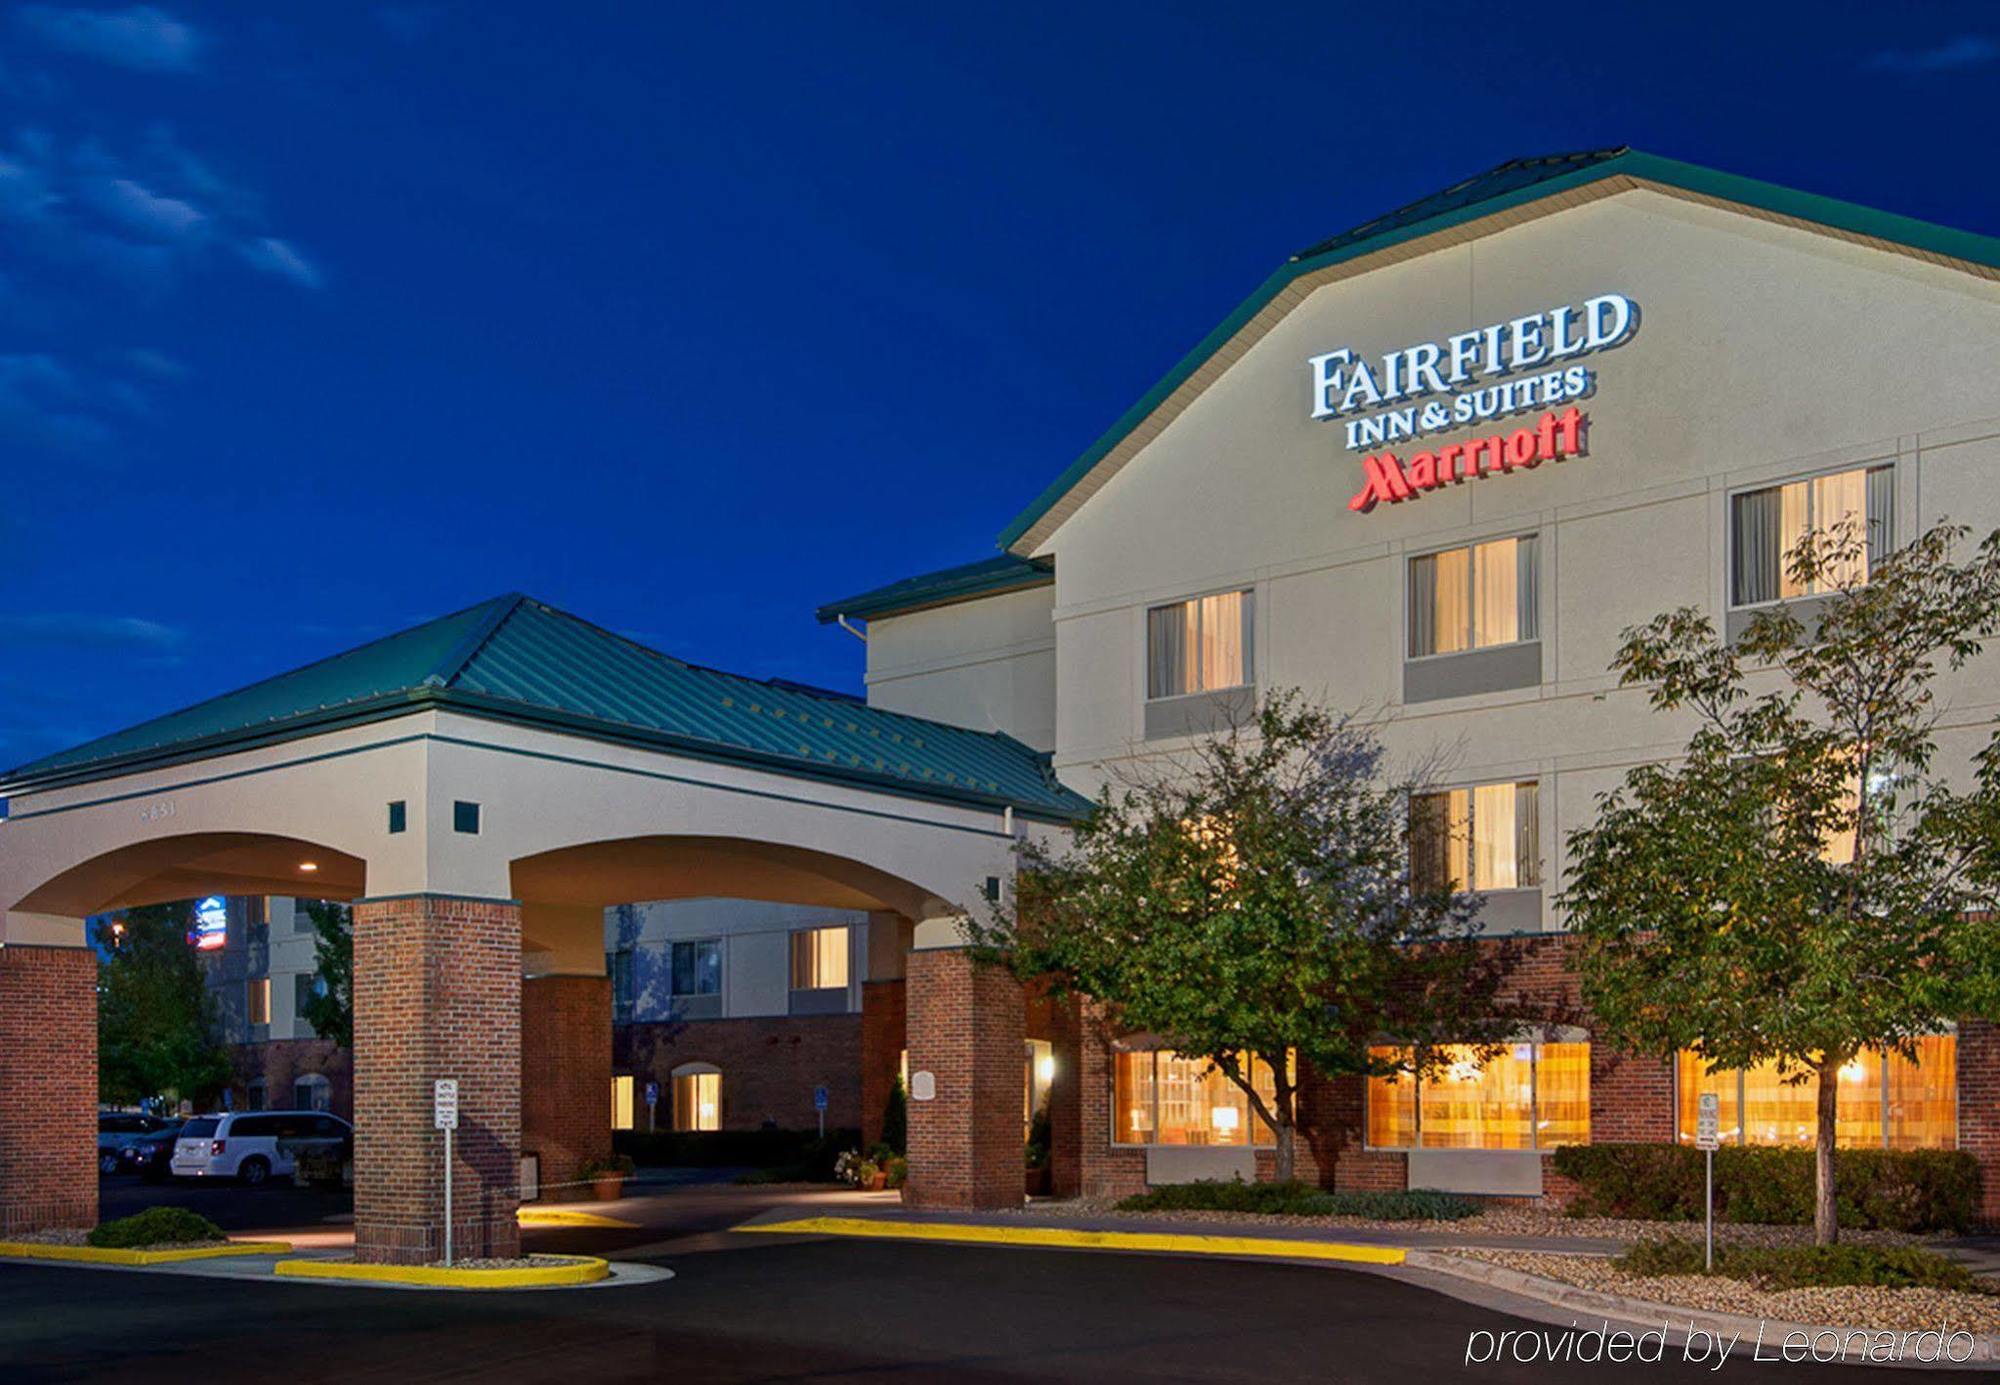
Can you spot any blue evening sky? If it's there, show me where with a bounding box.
[3,3,1995,767]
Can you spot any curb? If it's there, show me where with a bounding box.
[0,1239,292,1266]
[517,1209,639,1229]
[735,1215,1407,1266]
[273,1253,610,1289]
[1405,1251,2000,1367]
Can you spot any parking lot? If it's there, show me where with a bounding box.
[96,1169,351,1236]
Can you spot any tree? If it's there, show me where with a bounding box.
[1561,518,2000,1245]
[96,902,233,1109]
[299,900,352,1049]
[971,691,1546,1183]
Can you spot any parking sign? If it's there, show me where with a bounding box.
[1696,1091,1719,1151]
[434,1078,459,1130]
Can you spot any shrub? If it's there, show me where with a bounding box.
[1115,1179,1478,1220]
[581,1153,636,1179]
[1616,1236,1979,1292]
[883,1155,908,1189]
[1550,1143,1978,1232]
[880,1078,907,1157]
[88,1207,223,1249]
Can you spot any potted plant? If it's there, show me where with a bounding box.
[581,1153,635,1201]
[857,1158,885,1191]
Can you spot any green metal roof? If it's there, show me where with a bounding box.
[997,147,2000,554]
[816,554,1053,624]
[2,594,1089,820]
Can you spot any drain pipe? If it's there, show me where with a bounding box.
[835,614,866,643]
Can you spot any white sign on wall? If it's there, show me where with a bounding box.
[434,1078,459,1131]
[910,1071,936,1102]
[1307,293,1640,453]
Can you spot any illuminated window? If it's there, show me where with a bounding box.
[1111,1049,1280,1147]
[246,977,270,1026]
[1147,590,1253,699]
[1731,464,1892,606]
[611,1075,635,1132]
[1411,782,1540,892]
[672,1065,721,1132]
[1365,1039,1588,1150]
[789,927,849,991]
[1409,536,1538,657]
[1024,1039,1054,1136]
[1675,1035,1956,1149]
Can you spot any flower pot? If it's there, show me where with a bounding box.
[591,1174,626,1201]
[865,1172,888,1191]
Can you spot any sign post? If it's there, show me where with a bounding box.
[1696,1092,1720,1271]
[434,1079,459,1267]
[813,1084,828,1139]
[645,1080,659,1134]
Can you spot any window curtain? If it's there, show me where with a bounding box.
[1432,547,1471,654]
[1732,487,1779,606]
[1147,603,1189,698]
[1471,782,1517,889]
[1867,465,1895,573]
[1408,554,1438,657]
[1471,539,1519,649]
[1514,781,1540,887]
[1515,535,1540,641]
[1814,469,1868,588]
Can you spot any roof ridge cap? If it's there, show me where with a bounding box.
[426,593,527,688]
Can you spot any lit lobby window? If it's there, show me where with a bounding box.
[1675,1035,1956,1150]
[611,1074,635,1131]
[673,1065,721,1132]
[1112,1049,1280,1147]
[1365,1040,1588,1150]
[246,977,270,1026]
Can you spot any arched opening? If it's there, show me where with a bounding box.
[669,1062,723,1132]
[13,831,366,918]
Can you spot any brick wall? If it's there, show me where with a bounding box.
[352,895,521,1265]
[615,1013,862,1131]
[904,947,1024,1209]
[0,945,97,1235]
[231,1038,353,1119]
[521,975,611,1196]
[860,978,906,1147]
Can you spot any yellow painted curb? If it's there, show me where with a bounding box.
[273,1253,610,1288]
[517,1208,639,1229]
[0,1239,292,1266]
[735,1216,1407,1266]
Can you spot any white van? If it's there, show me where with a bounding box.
[170,1111,352,1186]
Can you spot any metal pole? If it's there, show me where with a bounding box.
[1704,1147,1713,1272]
[443,1124,454,1268]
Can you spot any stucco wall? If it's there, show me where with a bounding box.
[863,584,1057,751]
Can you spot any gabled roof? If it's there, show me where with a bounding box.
[998,148,2000,556]
[816,554,1053,624]
[2,594,1089,820]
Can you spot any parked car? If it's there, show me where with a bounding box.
[117,1120,184,1182]
[282,1120,354,1190]
[171,1111,353,1186]
[97,1112,175,1175]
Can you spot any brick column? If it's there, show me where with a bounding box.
[860,978,907,1149]
[904,947,1024,1209]
[353,895,521,1264]
[1044,992,1084,1197]
[521,974,611,1200]
[0,945,96,1236]
[1960,1019,2000,1228]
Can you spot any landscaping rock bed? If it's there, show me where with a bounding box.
[4,1228,231,1251]
[1444,1246,2000,1334]
[424,1256,578,1270]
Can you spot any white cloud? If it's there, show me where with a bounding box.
[82,175,206,242]
[1868,35,1998,73]
[0,611,186,650]
[242,235,322,289]
[17,5,202,73]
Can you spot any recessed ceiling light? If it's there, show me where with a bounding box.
[299,861,319,872]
